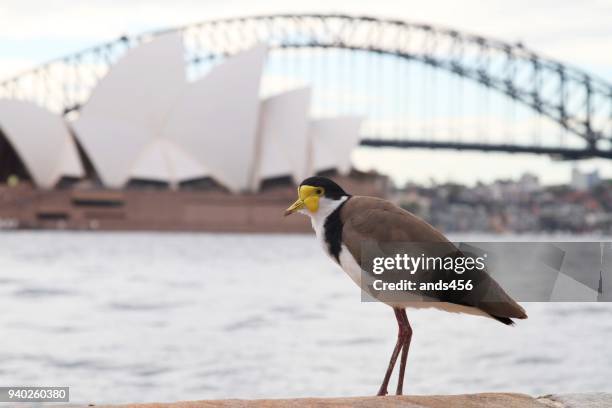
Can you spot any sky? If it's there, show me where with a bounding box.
[1,0,612,186]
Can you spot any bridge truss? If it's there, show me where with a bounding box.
[1,14,611,159]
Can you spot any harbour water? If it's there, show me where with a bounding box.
[1,232,611,403]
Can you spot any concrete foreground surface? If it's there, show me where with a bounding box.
[81,393,612,408]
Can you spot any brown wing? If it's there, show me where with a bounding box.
[340,196,527,321]
[340,196,450,262]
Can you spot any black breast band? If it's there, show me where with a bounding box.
[323,198,350,263]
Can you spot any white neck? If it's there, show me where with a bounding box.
[300,196,348,238]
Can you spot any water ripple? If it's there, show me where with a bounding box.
[107,301,186,311]
[223,316,273,332]
[318,337,382,346]
[515,355,561,365]
[13,286,79,298]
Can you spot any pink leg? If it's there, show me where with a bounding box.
[396,309,412,395]
[377,308,411,396]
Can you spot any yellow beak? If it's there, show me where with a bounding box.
[284,199,305,216]
[284,185,319,216]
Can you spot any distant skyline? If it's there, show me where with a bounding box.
[1,0,611,185]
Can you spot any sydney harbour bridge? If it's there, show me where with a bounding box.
[1,14,611,160]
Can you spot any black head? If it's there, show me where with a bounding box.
[299,176,349,200]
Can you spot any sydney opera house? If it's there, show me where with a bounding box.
[0,33,386,231]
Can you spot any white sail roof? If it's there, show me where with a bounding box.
[253,88,311,188]
[130,139,208,188]
[1,36,365,192]
[0,100,84,188]
[72,32,185,188]
[309,116,363,175]
[163,44,268,193]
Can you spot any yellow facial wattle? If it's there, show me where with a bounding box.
[284,185,324,216]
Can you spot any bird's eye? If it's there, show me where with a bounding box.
[316,189,322,195]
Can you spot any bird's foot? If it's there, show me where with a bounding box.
[396,382,404,396]
[376,388,388,397]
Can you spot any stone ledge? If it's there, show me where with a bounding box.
[85,392,577,408]
[537,393,612,408]
[73,393,612,408]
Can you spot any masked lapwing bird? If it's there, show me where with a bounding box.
[284,176,527,396]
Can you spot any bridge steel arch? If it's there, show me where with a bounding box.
[1,14,611,158]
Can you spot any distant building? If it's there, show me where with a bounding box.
[518,172,540,193]
[571,167,601,191]
[390,172,611,234]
